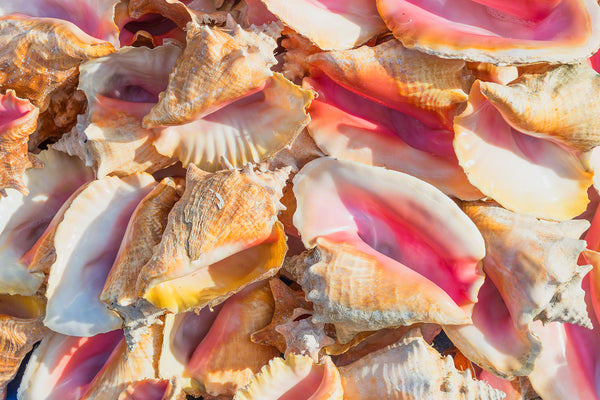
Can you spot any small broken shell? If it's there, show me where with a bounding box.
[0,149,93,295]
[0,295,46,399]
[477,63,600,151]
[0,15,114,111]
[463,201,592,328]
[137,165,289,313]
[0,91,40,195]
[257,0,387,50]
[53,45,180,178]
[117,379,183,400]
[454,80,592,221]
[287,158,485,342]
[338,329,505,400]
[232,354,343,400]
[377,0,600,65]
[38,174,156,336]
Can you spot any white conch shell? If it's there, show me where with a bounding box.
[454,80,592,221]
[53,45,181,178]
[0,149,93,295]
[463,201,592,328]
[338,329,505,400]
[42,174,156,336]
[233,354,343,400]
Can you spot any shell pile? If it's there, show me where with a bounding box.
[2,1,600,400]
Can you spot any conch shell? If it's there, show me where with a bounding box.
[377,0,600,64]
[0,91,40,195]
[136,164,289,313]
[232,354,343,400]
[304,53,480,200]
[0,149,93,296]
[287,157,485,343]
[257,0,387,50]
[53,45,180,178]
[143,23,313,171]
[117,379,183,400]
[34,174,156,336]
[477,63,600,151]
[462,201,592,328]
[338,329,505,400]
[0,15,114,111]
[0,295,46,400]
[101,178,182,328]
[454,80,592,221]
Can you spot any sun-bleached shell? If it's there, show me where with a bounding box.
[185,282,279,398]
[0,91,40,195]
[101,178,181,324]
[0,149,93,296]
[233,354,343,400]
[40,174,156,336]
[0,295,46,399]
[466,63,518,85]
[463,201,592,328]
[338,329,505,400]
[53,45,180,178]
[377,0,600,65]
[477,63,600,151]
[137,165,289,313]
[307,39,472,130]
[0,15,114,111]
[143,22,279,127]
[258,0,387,50]
[288,158,485,342]
[454,80,592,221]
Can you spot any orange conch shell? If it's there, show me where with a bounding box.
[233,354,343,400]
[0,91,40,195]
[137,164,289,313]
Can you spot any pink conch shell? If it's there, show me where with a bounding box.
[286,157,485,343]
[477,63,600,151]
[186,282,280,398]
[377,0,600,64]
[241,0,277,26]
[17,330,124,400]
[232,354,343,400]
[257,0,387,50]
[0,15,114,112]
[117,379,183,400]
[0,0,119,45]
[0,295,47,399]
[280,33,322,83]
[53,45,180,178]
[101,178,182,325]
[303,72,481,200]
[463,201,592,328]
[0,91,40,195]
[444,277,542,378]
[454,80,592,221]
[136,165,289,313]
[307,39,472,130]
[37,174,156,336]
[143,22,279,127]
[0,149,93,295]
[338,329,504,400]
[478,373,539,400]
